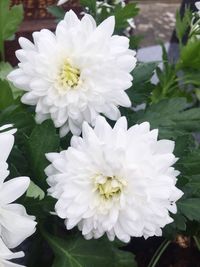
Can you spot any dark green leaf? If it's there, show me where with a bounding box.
[0,0,23,57]
[185,175,200,195]
[114,3,139,31]
[176,150,200,176]
[0,79,14,109]
[47,6,65,20]
[127,62,158,105]
[44,232,137,267]
[0,104,35,136]
[179,40,200,70]
[178,198,200,221]
[80,0,96,16]
[23,196,56,219]
[0,61,12,80]
[175,8,192,44]
[129,98,200,139]
[27,120,60,190]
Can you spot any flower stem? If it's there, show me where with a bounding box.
[147,239,171,267]
[194,236,200,251]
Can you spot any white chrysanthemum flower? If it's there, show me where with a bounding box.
[0,125,37,248]
[0,238,25,267]
[8,11,136,137]
[57,0,69,6]
[46,116,183,243]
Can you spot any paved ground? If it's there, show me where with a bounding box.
[135,2,181,47]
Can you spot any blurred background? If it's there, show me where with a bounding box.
[7,0,184,64]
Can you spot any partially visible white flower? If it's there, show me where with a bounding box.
[189,2,200,39]
[57,0,69,6]
[0,238,25,267]
[0,125,37,248]
[114,0,126,7]
[0,125,17,183]
[96,0,126,15]
[124,18,136,37]
[46,116,183,243]
[8,11,136,137]
[195,1,200,11]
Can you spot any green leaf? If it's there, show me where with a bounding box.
[172,214,187,231]
[129,35,143,50]
[113,3,139,31]
[47,6,65,20]
[175,8,192,45]
[127,62,158,105]
[0,79,14,109]
[0,104,35,136]
[178,198,200,221]
[0,61,12,80]
[0,62,23,98]
[184,175,200,195]
[113,248,137,267]
[152,65,178,103]
[27,120,60,190]
[80,0,96,16]
[23,196,56,220]
[0,0,23,58]
[132,62,158,85]
[26,181,45,200]
[130,98,200,139]
[179,40,200,70]
[44,232,137,267]
[176,150,200,176]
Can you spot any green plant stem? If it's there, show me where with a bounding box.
[147,239,171,267]
[194,236,200,251]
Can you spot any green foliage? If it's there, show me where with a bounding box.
[47,6,65,21]
[0,61,12,80]
[179,40,200,70]
[44,232,137,267]
[0,62,23,98]
[23,196,56,220]
[178,199,200,221]
[127,62,157,105]
[175,8,192,45]
[26,120,60,190]
[0,0,23,60]
[0,79,14,109]
[3,1,200,267]
[113,3,139,32]
[127,98,200,139]
[80,0,97,17]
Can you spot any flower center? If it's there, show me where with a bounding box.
[59,61,80,89]
[95,174,126,200]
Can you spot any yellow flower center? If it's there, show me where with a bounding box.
[59,61,80,89]
[95,175,126,200]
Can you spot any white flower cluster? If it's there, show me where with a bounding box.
[46,116,183,242]
[8,11,136,137]
[8,10,183,243]
[0,125,36,267]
